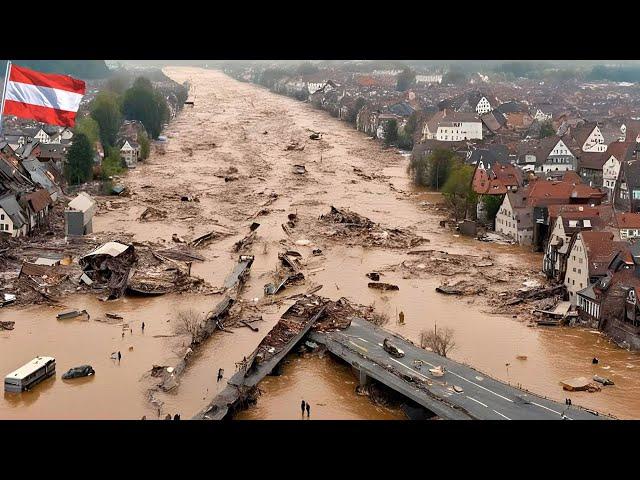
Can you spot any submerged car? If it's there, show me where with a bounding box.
[383,338,405,358]
[62,365,95,380]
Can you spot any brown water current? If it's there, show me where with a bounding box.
[2,67,640,419]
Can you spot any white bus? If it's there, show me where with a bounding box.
[4,356,56,393]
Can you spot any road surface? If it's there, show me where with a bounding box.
[310,319,609,420]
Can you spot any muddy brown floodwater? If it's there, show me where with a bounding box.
[2,67,640,419]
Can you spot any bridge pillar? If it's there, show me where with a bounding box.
[359,369,368,387]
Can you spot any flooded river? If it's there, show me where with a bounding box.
[2,67,640,419]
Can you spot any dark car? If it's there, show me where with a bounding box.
[62,365,95,380]
[383,338,405,358]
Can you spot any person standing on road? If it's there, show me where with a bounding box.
[306,402,310,417]
[301,400,306,416]
[117,351,122,363]
[142,322,145,332]
[217,368,224,382]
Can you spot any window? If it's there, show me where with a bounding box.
[0,214,3,220]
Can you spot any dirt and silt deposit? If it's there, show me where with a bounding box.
[3,67,640,420]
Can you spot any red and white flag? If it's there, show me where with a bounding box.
[2,63,86,127]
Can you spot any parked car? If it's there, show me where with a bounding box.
[383,338,405,358]
[62,365,95,380]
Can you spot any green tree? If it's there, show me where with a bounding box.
[74,116,100,147]
[396,68,416,92]
[101,147,125,179]
[442,164,477,221]
[408,148,458,189]
[65,133,94,185]
[122,77,168,139]
[397,112,419,150]
[480,194,504,224]
[90,91,122,148]
[539,121,555,139]
[348,97,367,124]
[383,119,399,146]
[138,130,150,160]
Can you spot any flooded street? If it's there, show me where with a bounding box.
[2,67,640,419]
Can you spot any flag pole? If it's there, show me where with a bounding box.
[0,60,11,138]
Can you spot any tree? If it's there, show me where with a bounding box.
[101,147,125,179]
[539,121,555,139]
[65,133,94,185]
[176,309,204,343]
[442,163,477,221]
[396,68,415,92]
[383,119,399,146]
[420,326,456,358]
[408,148,458,189]
[397,112,419,150]
[122,77,168,139]
[74,116,100,147]
[138,130,150,160]
[90,91,122,148]
[349,97,367,124]
[480,194,504,224]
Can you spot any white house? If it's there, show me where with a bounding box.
[565,231,624,305]
[494,191,533,244]
[0,194,28,237]
[603,154,621,198]
[120,140,140,168]
[475,96,492,115]
[33,128,52,144]
[534,138,577,174]
[533,108,553,122]
[579,125,607,153]
[307,82,326,95]
[422,110,482,142]
[616,212,640,240]
[415,74,442,84]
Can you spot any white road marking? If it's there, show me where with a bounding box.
[530,401,573,420]
[493,410,511,420]
[466,396,488,408]
[358,337,370,343]
[388,357,432,382]
[530,402,560,415]
[348,340,368,353]
[447,370,514,403]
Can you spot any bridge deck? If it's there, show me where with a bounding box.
[309,319,608,420]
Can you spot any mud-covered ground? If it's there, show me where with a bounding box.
[3,68,640,420]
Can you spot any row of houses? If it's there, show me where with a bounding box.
[0,140,62,238]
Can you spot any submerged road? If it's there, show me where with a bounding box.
[310,320,609,420]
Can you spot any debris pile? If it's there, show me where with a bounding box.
[436,280,486,296]
[139,206,168,222]
[79,242,137,299]
[285,140,305,151]
[318,206,425,249]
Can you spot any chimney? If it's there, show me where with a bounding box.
[443,108,447,118]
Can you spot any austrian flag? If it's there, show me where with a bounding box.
[2,63,86,127]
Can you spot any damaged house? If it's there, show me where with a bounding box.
[565,231,629,305]
[80,241,136,298]
[65,192,97,236]
[0,193,29,237]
